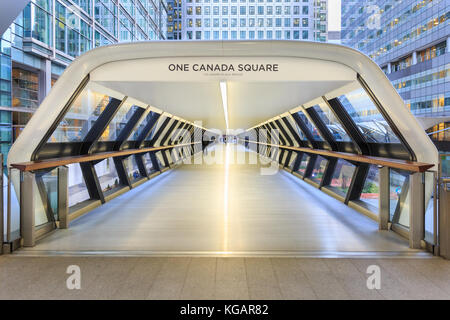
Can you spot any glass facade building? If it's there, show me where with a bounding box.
[0,0,169,161]
[341,0,450,150]
[167,0,328,41]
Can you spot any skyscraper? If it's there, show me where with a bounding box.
[341,0,450,150]
[0,0,169,158]
[167,0,328,41]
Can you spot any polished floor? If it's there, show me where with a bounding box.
[18,144,416,256]
[1,256,449,300]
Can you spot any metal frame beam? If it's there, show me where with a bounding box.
[291,112,318,149]
[137,112,161,147]
[115,106,147,150]
[80,97,125,154]
[281,116,306,147]
[304,107,337,151]
[326,97,369,155]
[345,163,370,204]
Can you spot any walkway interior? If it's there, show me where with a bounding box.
[17,144,418,256]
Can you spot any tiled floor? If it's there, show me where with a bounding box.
[1,256,450,300]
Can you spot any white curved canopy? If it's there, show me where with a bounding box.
[8,41,439,168]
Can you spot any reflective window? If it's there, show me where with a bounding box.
[95,158,122,195]
[68,163,90,207]
[124,155,144,183]
[424,171,435,243]
[312,102,352,142]
[48,83,124,143]
[296,111,323,141]
[156,151,166,167]
[144,153,156,174]
[328,159,355,196]
[288,152,297,170]
[338,88,400,143]
[360,165,379,210]
[310,155,327,184]
[98,101,141,141]
[128,111,154,141]
[286,115,307,141]
[296,153,310,176]
[145,115,168,141]
[36,168,58,226]
[390,170,410,227]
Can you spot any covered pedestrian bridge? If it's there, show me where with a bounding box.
[4,41,449,258]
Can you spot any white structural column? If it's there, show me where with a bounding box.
[409,172,424,249]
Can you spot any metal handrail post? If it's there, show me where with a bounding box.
[0,154,3,254]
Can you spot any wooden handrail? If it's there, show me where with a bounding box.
[11,142,199,172]
[243,140,434,173]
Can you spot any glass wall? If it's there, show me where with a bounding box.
[98,102,141,141]
[124,155,144,183]
[144,153,156,174]
[310,155,327,184]
[296,111,323,141]
[68,163,90,207]
[95,158,122,195]
[296,153,310,176]
[128,111,153,140]
[94,0,118,38]
[24,1,53,46]
[287,152,297,170]
[338,87,400,143]
[12,67,38,140]
[359,165,380,210]
[36,167,58,225]
[48,83,124,143]
[327,159,356,196]
[55,1,92,58]
[311,101,351,142]
[390,170,410,227]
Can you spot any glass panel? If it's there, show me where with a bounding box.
[145,115,167,141]
[144,153,156,174]
[98,101,141,141]
[128,111,154,141]
[124,155,144,183]
[312,102,352,142]
[310,155,327,184]
[328,159,356,196]
[288,152,297,170]
[338,88,400,143]
[441,154,450,178]
[297,154,310,176]
[48,83,124,143]
[424,172,435,244]
[68,163,90,207]
[95,158,122,195]
[360,165,380,210]
[156,151,166,168]
[36,168,58,225]
[389,170,409,227]
[296,111,323,141]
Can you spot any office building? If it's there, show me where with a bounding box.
[167,0,328,41]
[341,0,450,150]
[0,0,169,159]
